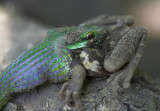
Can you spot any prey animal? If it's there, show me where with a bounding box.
[0,16,147,111]
[0,25,107,110]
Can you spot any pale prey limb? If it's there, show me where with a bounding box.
[104,26,147,90]
[60,64,86,111]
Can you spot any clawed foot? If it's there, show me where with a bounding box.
[59,80,84,111]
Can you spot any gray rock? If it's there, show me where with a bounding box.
[2,69,160,111]
[1,5,160,111]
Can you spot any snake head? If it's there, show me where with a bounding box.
[66,25,107,49]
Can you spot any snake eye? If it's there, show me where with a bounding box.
[85,32,95,40]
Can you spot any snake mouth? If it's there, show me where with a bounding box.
[65,37,103,50]
[66,29,107,50]
[66,40,89,49]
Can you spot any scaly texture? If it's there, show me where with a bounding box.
[0,28,71,109]
[0,25,106,109]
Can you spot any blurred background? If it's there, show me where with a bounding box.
[0,0,160,80]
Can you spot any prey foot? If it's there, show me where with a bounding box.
[59,65,86,111]
[59,80,84,111]
[107,67,133,91]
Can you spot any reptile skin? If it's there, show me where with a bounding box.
[0,25,106,109]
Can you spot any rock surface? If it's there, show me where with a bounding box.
[0,5,160,111]
[2,69,160,111]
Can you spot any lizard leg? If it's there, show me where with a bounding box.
[104,26,147,91]
[59,64,86,111]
